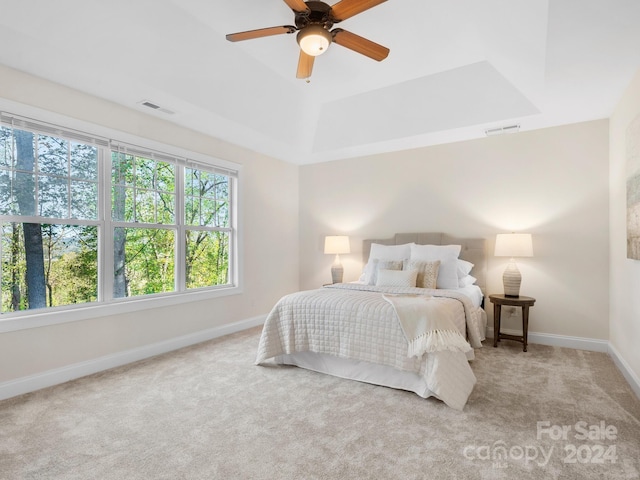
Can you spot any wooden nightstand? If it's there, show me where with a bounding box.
[489,294,536,352]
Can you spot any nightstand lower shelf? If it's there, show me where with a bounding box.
[488,294,536,352]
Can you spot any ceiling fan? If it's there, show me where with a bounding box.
[225,0,390,80]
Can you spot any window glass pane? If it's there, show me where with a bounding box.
[158,193,175,224]
[216,201,229,228]
[37,135,68,176]
[0,126,14,168]
[186,230,229,289]
[111,152,175,224]
[135,190,155,223]
[1,223,98,312]
[71,181,98,219]
[14,172,37,216]
[112,186,133,222]
[0,170,12,215]
[0,128,98,220]
[135,157,155,190]
[185,195,199,226]
[113,227,175,298]
[185,168,196,197]
[111,152,134,186]
[156,163,174,192]
[38,175,68,217]
[215,174,229,200]
[184,168,229,228]
[70,142,98,180]
[3,129,37,217]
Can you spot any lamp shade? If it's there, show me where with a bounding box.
[324,236,350,255]
[297,25,332,56]
[494,233,533,257]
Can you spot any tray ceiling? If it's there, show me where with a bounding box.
[1,0,639,164]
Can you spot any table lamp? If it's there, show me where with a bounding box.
[324,235,350,284]
[494,233,533,297]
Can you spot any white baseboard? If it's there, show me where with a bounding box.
[4,319,638,404]
[0,315,266,402]
[607,343,640,400]
[485,327,609,352]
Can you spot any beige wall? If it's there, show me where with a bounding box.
[610,67,640,384]
[0,66,299,382]
[300,120,610,340]
[0,63,622,391]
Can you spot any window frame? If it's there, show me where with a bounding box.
[0,109,242,333]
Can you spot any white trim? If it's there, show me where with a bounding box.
[486,327,609,352]
[0,315,266,401]
[3,319,638,403]
[0,285,243,333]
[0,99,241,173]
[608,343,640,400]
[0,99,243,331]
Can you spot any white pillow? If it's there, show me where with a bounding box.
[376,269,418,288]
[369,242,413,261]
[409,244,461,289]
[458,275,477,287]
[361,243,413,284]
[457,259,474,279]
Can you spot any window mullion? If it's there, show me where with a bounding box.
[100,147,114,302]
[175,164,185,292]
[66,142,72,218]
[34,134,40,217]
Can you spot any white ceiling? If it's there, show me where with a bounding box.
[1,0,639,165]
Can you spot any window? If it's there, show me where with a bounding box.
[0,113,238,316]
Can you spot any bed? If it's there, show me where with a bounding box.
[256,233,487,410]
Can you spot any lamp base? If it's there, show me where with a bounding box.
[331,264,344,284]
[503,260,522,297]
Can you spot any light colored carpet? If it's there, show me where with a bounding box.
[0,327,639,480]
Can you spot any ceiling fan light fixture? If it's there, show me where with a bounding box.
[297,25,332,56]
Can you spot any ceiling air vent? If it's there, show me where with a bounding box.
[138,100,175,115]
[485,124,520,136]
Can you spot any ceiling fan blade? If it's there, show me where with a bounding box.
[330,0,387,22]
[283,0,311,13]
[332,29,389,61]
[226,25,296,42]
[296,50,315,79]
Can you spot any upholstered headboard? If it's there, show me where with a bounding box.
[362,233,487,295]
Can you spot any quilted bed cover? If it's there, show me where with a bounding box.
[256,283,485,410]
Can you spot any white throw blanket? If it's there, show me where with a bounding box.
[382,294,473,357]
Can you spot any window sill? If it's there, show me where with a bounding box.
[0,286,242,333]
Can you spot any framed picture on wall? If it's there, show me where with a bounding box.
[627,114,640,260]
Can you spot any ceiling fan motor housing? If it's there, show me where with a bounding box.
[295,1,335,30]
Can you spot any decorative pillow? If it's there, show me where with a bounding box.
[403,259,440,289]
[362,244,411,284]
[457,259,474,279]
[363,259,403,285]
[458,275,477,287]
[376,269,418,288]
[409,244,461,289]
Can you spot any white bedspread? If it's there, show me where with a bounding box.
[256,283,484,410]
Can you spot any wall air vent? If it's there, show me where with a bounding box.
[485,124,520,136]
[138,100,175,115]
